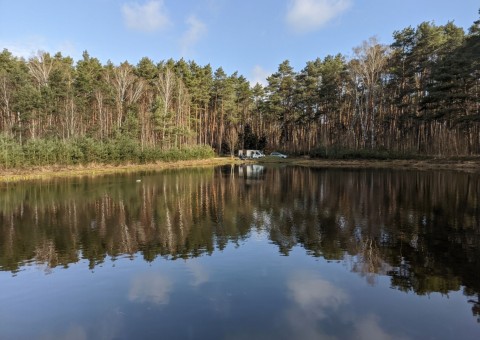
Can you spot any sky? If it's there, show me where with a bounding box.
[0,0,478,85]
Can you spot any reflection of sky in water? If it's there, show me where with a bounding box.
[186,260,209,287]
[288,271,349,318]
[286,271,349,340]
[285,271,408,340]
[1,236,479,339]
[129,272,172,305]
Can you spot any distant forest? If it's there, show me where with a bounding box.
[0,13,479,166]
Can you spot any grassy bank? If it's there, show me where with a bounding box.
[0,136,236,182]
[1,156,478,183]
[0,157,242,183]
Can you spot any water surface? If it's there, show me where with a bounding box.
[1,165,479,339]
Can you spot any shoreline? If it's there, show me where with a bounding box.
[0,158,240,183]
[269,157,480,172]
[0,157,479,183]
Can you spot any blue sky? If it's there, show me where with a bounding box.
[0,0,478,85]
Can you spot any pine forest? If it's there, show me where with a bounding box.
[0,15,479,168]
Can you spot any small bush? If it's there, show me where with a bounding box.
[73,137,105,164]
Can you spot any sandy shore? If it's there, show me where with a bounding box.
[0,156,478,182]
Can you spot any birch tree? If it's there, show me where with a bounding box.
[350,37,389,148]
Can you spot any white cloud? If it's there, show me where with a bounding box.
[180,15,207,56]
[286,0,352,33]
[250,65,270,87]
[122,1,171,32]
[0,36,46,59]
[55,41,78,58]
[0,36,78,60]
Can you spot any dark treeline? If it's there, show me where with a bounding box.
[0,14,479,166]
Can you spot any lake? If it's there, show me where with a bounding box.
[0,165,479,339]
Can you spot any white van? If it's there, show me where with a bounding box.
[238,149,265,159]
[251,150,265,159]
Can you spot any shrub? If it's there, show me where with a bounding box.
[0,135,216,169]
[0,134,24,168]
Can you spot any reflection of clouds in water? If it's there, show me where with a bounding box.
[40,325,87,340]
[286,272,348,339]
[288,271,349,318]
[286,272,408,340]
[129,272,172,305]
[354,314,408,340]
[40,311,124,340]
[186,260,209,286]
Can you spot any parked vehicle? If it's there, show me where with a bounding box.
[251,150,265,159]
[270,151,287,158]
[238,149,265,159]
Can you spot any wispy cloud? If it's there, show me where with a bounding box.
[0,36,47,59]
[0,36,78,59]
[286,0,352,33]
[122,0,171,33]
[180,15,207,56]
[250,65,270,87]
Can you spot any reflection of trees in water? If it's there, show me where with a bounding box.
[35,240,59,274]
[468,294,480,323]
[349,237,390,286]
[0,167,479,313]
[464,281,480,323]
[263,167,480,319]
[0,168,257,272]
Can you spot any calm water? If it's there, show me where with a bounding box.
[1,165,479,339]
